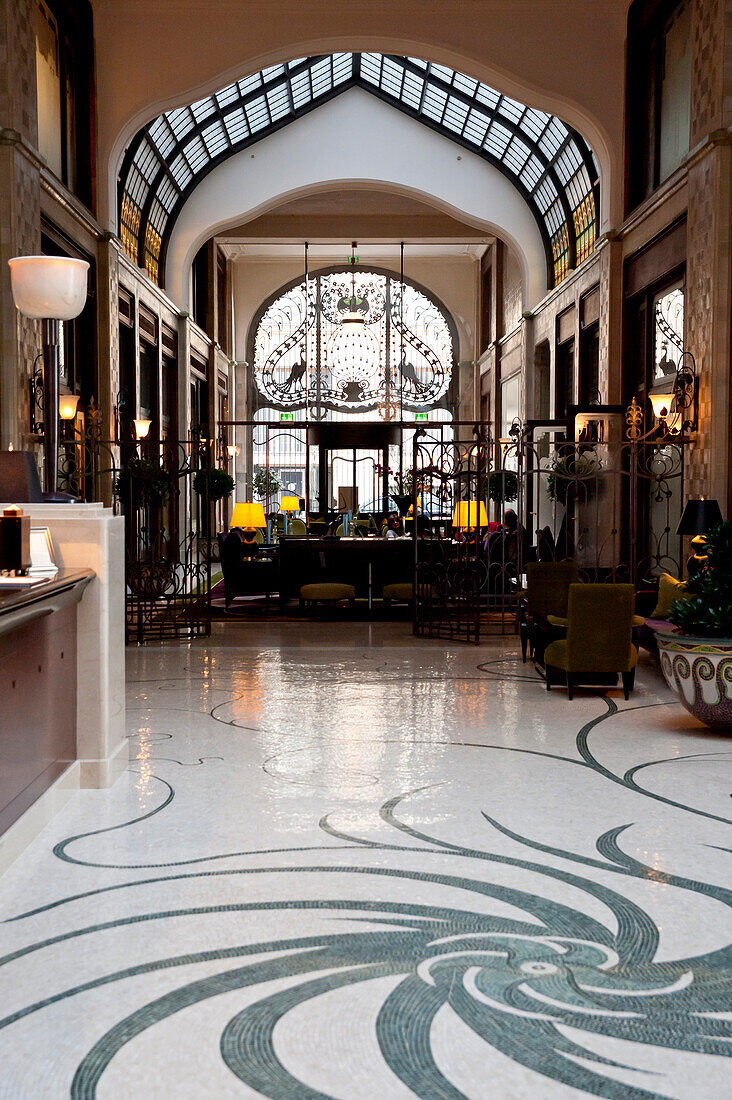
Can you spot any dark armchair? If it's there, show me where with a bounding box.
[218,530,278,610]
[519,561,580,663]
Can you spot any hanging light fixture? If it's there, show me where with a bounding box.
[328,241,379,403]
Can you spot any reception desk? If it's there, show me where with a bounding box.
[0,570,93,839]
[277,537,414,605]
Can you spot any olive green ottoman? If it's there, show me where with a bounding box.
[300,582,356,611]
[382,582,414,605]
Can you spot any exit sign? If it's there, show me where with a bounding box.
[280,412,294,422]
[415,413,429,423]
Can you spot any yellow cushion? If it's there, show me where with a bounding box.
[300,583,355,601]
[383,582,413,601]
[652,573,689,618]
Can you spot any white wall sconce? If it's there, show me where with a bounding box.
[8,255,89,501]
[133,418,152,439]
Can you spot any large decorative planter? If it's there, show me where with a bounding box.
[656,631,732,730]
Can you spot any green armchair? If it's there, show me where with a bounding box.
[545,583,638,699]
[520,561,580,663]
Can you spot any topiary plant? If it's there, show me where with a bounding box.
[486,470,518,504]
[193,467,234,502]
[669,522,732,637]
[253,467,281,501]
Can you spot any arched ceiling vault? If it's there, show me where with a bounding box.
[118,53,599,293]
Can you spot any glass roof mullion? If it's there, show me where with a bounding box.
[416,62,431,112]
[121,51,597,292]
[284,68,295,113]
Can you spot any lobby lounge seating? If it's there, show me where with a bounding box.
[519,560,580,664]
[300,582,355,611]
[634,573,689,656]
[382,581,413,606]
[218,530,278,609]
[545,583,638,699]
[278,537,413,605]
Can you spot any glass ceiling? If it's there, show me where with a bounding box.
[118,53,599,290]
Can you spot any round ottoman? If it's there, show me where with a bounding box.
[382,582,414,604]
[300,582,356,610]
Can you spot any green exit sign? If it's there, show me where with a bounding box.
[415,413,429,423]
[280,412,294,422]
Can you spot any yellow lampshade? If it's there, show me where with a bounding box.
[279,495,300,512]
[58,393,80,420]
[133,418,152,439]
[407,496,422,515]
[230,502,266,529]
[452,500,489,529]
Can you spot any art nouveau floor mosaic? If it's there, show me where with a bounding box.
[1,625,732,1098]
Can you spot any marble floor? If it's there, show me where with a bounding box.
[1,624,732,1099]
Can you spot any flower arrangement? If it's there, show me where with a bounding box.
[375,464,416,514]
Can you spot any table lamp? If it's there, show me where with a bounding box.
[279,494,300,535]
[231,502,266,531]
[677,498,723,575]
[453,501,489,531]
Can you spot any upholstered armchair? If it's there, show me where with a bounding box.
[519,561,580,663]
[545,583,638,699]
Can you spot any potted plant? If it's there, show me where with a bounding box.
[114,457,173,506]
[253,467,281,511]
[546,452,600,506]
[193,467,234,502]
[656,521,732,729]
[486,470,518,504]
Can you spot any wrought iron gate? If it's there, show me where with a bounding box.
[412,405,686,644]
[58,425,214,643]
[412,427,488,642]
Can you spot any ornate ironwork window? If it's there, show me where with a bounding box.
[251,269,456,420]
[653,282,684,384]
[119,54,599,291]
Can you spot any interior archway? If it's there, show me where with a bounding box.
[160,91,549,309]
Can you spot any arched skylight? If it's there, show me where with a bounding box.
[118,53,599,290]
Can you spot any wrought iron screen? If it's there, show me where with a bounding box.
[57,425,214,643]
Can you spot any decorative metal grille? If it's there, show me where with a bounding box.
[253,270,454,417]
[118,54,598,290]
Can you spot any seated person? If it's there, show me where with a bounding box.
[485,508,529,591]
[383,511,404,538]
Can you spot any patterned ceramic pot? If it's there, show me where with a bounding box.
[656,631,732,730]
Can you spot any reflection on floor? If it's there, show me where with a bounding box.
[1,625,732,1099]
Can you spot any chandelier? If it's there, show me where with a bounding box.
[327,246,380,402]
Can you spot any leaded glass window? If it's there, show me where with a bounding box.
[251,270,456,420]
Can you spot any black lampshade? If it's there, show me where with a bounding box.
[677,498,723,536]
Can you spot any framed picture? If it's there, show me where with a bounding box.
[29,526,58,577]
